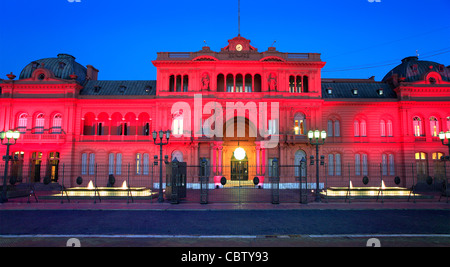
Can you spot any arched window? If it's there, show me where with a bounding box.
[380,120,386,137]
[226,74,234,92]
[354,120,360,137]
[294,113,306,135]
[35,113,45,134]
[172,150,184,162]
[354,119,366,137]
[217,74,225,92]
[183,75,189,92]
[327,120,340,137]
[176,75,182,92]
[254,74,262,92]
[360,120,367,137]
[413,116,423,137]
[334,120,340,137]
[235,74,243,92]
[328,153,341,176]
[169,75,175,92]
[355,153,368,176]
[172,115,183,136]
[289,76,295,93]
[327,120,333,137]
[296,75,302,93]
[430,116,439,137]
[245,74,252,92]
[387,120,393,137]
[18,113,28,133]
[303,76,309,92]
[52,114,62,134]
[108,153,122,176]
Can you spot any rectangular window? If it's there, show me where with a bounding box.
[116,153,122,175]
[430,118,439,137]
[89,153,95,175]
[334,120,340,137]
[172,117,183,135]
[387,120,393,137]
[335,154,341,176]
[136,153,142,175]
[360,120,367,137]
[143,153,149,175]
[389,154,395,176]
[294,119,304,135]
[108,153,115,175]
[327,120,333,137]
[52,115,62,134]
[362,154,368,176]
[382,154,388,176]
[81,153,87,175]
[97,123,103,136]
[143,122,150,136]
[328,154,334,176]
[355,154,361,176]
[354,121,360,137]
[35,115,44,134]
[413,118,423,137]
[380,120,386,137]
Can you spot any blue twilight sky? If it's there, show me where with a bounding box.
[0,0,449,82]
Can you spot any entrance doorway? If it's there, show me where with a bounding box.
[31,152,42,182]
[231,153,248,181]
[49,152,60,182]
[222,116,256,182]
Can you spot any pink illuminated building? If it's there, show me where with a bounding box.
[1,35,449,189]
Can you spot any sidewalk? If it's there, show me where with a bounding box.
[1,200,449,211]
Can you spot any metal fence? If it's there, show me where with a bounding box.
[0,160,448,204]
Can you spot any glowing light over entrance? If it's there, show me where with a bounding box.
[234,147,246,161]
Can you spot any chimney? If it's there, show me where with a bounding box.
[86,65,99,80]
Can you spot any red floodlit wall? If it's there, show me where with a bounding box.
[0,36,449,187]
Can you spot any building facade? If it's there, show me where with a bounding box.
[1,35,449,189]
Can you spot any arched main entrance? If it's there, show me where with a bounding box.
[222,116,257,183]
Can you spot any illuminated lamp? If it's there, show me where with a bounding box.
[234,147,246,161]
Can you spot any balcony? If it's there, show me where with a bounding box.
[17,129,66,144]
[80,135,154,142]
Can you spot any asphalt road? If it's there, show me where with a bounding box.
[1,209,449,236]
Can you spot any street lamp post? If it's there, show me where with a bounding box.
[308,129,327,202]
[0,130,21,203]
[152,130,170,203]
[439,131,450,158]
